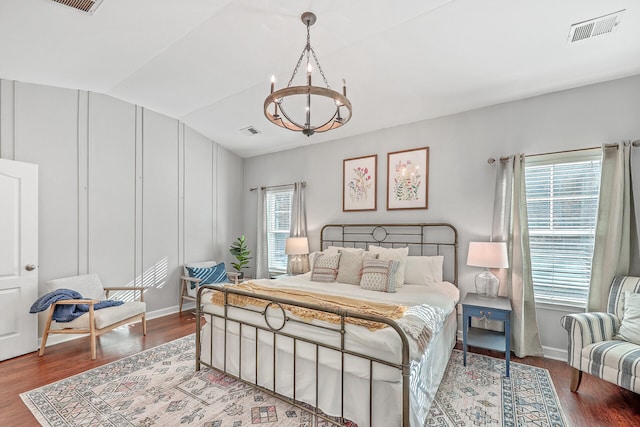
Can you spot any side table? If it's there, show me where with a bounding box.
[462,292,512,377]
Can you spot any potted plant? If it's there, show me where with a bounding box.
[229,235,252,279]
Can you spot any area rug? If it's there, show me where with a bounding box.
[21,336,567,426]
[428,350,568,427]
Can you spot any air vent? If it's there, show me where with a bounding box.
[568,10,624,44]
[239,126,261,136]
[50,0,104,14]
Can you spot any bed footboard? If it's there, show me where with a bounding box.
[195,284,411,427]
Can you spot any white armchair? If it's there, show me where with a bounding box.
[39,274,146,359]
[561,276,640,393]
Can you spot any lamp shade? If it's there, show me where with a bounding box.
[285,237,309,255]
[466,242,508,269]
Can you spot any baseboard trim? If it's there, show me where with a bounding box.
[39,304,187,348]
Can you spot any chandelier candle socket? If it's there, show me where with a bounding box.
[467,242,509,299]
[264,12,352,137]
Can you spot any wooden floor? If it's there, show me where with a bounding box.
[1,312,639,426]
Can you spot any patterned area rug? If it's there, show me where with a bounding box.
[428,350,568,427]
[21,336,567,426]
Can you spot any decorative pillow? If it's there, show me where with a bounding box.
[311,253,341,283]
[360,259,399,293]
[367,245,409,287]
[336,251,377,285]
[615,292,640,345]
[186,262,228,289]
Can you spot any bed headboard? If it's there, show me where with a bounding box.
[320,223,459,286]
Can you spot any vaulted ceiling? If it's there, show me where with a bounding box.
[2,0,639,158]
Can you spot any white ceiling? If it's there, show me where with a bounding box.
[1,0,639,158]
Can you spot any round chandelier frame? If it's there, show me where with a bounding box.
[264,12,352,137]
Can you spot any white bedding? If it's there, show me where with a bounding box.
[198,274,459,426]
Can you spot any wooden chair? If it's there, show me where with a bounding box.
[39,274,146,360]
[180,261,240,313]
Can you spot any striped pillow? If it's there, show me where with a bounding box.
[186,262,229,289]
[360,259,399,293]
[311,253,341,283]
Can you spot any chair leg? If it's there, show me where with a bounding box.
[570,367,583,392]
[179,279,186,313]
[39,305,56,357]
[142,313,147,336]
[89,305,96,360]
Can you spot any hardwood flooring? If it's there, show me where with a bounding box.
[1,312,638,426]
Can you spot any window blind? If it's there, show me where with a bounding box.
[525,152,601,307]
[266,188,293,274]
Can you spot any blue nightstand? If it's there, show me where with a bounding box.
[462,292,512,377]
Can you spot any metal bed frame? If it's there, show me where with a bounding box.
[196,223,458,427]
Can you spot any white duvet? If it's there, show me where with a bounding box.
[199,274,459,426]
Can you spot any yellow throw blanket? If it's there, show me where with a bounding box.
[209,282,407,331]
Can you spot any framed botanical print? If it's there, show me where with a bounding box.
[343,154,377,211]
[387,147,429,210]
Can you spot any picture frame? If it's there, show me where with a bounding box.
[387,146,429,210]
[343,154,377,212]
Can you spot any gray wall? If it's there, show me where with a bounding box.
[0,80,243,334]
[243,74,640,358]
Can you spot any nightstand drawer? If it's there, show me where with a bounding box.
[464,305,510,321]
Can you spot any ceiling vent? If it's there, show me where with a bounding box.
[50,0,104,14]
[239,126,261,136]
[568,10,625,44]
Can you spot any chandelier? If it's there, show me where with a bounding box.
[264,12,352,137]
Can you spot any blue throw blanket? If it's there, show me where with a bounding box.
[29,288,124,322]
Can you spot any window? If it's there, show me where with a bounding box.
[525,150,601,307]
[266,187,293,274]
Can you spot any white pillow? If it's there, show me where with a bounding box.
[430,256,444,282]
[404,256,444,286]
[615,292,640,345]
[325,246,365,255]
[368,245,409,287]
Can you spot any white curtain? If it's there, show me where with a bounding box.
[255,187,269,279]
[588,143,634,311]
[492,155,543,358]
[289,182,309,273]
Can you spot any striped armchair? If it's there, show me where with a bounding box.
[561,276,640,393]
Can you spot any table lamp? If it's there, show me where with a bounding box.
[285,237,309,275]
[466,241,509,299]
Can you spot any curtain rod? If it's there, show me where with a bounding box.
[249,181,306,192]
[487,140,640,164]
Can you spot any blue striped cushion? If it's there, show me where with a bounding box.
[186,262,228,289]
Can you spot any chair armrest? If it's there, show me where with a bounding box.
[561,312,619,368]
[103,286,146,302]
[53,299,98,305]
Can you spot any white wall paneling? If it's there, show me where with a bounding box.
[184,126,214,264]
[141,109,180,312]
[88,93,137,286]
[14,82,80,285]
[0,80,15,159]
[0,79,244,338]
[243,74,640,355]
[215,144,244,268]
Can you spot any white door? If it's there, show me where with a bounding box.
[0,158,38,361]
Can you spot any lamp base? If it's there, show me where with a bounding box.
[288,255,306,275]
[475,268,499,299]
